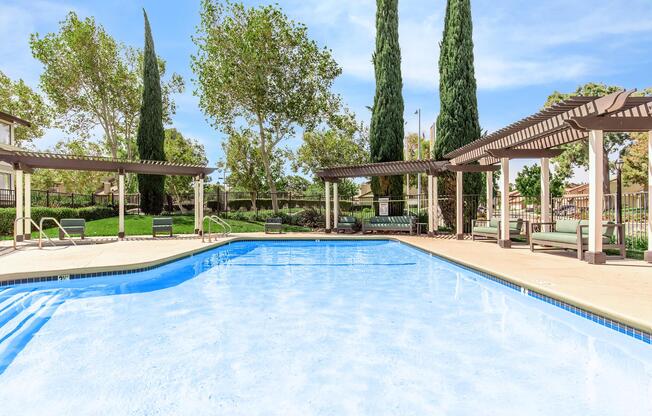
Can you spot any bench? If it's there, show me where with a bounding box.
[265,217,283,234]
[362,216,415,235]
[336,216,357,233]
[472,218,529,243]
[152,217,173,237]
[530,219,625,260]
[59,218,85,240]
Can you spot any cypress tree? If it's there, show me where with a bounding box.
[137,10,166,214]
[435,0,482,227]
[369,0,404,212]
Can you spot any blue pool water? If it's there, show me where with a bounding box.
[0,240,650,415]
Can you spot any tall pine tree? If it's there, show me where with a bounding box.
[369,0,404,211]
[137,10,166,214]
[435,0,482,228]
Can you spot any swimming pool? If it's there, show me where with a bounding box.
[0,239,650,415]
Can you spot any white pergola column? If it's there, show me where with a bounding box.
[586,130,605,264]
[194,176,200,234]
[540,157,551,230]
[333,181,339,230]
[486,171,494,220]
[456,171,463,240]
[325,181,331,233]
[499,158,511,248]
[118,171,125,239]
[24,172,31,240]
[198,175,205,235]
[14,168,23,242]
[427,175,434,234]
[432,175,439,233]
[645,131,652,263]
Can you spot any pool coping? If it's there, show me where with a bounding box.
[0,234,650,345]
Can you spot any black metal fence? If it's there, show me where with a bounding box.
[0,188,140,209]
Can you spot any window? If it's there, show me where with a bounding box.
[0,172,11,190]
[0,123,10,145]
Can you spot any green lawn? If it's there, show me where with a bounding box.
[10,215,310,239]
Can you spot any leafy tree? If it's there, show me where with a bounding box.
[514,164,565,204]
[192,0,341,213]
[0,71,51,147]
[277,175,311,194]
[164,128,208,213]
[435,0,482,228]
[305,179,359,200]
[294,111,369,178]
[404,132,430,189]
[369,0,404,204]
[137,10,166,214]
[30,11,183,159]
[622,132,648,186]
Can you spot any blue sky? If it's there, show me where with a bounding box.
[2,0,652,182]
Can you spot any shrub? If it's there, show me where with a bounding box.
[294,208,324,229]
[0,206,117,236]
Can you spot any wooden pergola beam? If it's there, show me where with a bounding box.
[486,148,565,159]
[445,164,500,173]
[566,116,652,132]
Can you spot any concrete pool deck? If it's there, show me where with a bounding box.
[0,232,651,335]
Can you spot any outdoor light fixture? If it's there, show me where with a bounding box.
[615,158,624,171]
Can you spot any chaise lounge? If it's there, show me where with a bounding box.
[362,216,415,235]
[471,218,529,244]
[336,216,358,233]
[529,219,625,260]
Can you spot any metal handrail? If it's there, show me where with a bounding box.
[39,217,77,248]
[211,215,231,236]
[13,217,55,249]
[202,216,226,243]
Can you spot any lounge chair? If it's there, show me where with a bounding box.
[362,216,415,235]
[59,218,86,240]
[265,217,283,234]
[336,216,357,233]
[472,218,529,243]
[529,219,625,260]
[152,217,173,237]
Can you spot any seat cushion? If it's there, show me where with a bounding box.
[555,219,580,233]
[473,226,498,234]
[579,220,616,237]
[489,218,499,228]
[339,216,356,224]
[532,232,611,245]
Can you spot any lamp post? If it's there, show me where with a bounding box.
[615,158,624,226]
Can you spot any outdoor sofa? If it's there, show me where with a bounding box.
[59,218,86,240]
[152,217,173,237]
[529,219,625,260]
[471,218,529,244]
[265,217,283,234]
[362,216,416,235]
[336,216,358,233]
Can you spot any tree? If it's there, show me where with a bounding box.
[294,111,369,178]
[222,129,266,210]
[0,71,51,147]
[404,132,430,189]
[544,83,633,199]
[369,0,404,206]
[277,175,311,194]
[622,132,648,186]
[435,0,482,228]
[514,164,565,205]
[164,128,208,213]
[137,10,166,215]
[192,0,341,213]
[30,12,183,159]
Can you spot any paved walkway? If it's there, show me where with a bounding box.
[0,232,650,333]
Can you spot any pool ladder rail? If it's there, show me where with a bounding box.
[202,215,231,242]
[13,217,77,250]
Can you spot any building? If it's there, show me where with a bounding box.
[0,111,31,190]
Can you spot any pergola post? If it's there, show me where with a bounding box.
[645,131,652,263]
[586,130,605,264]
[24,171,31,240]
[324,181,331,233]
[333,181,338,230]
[198,175,205,235]
[456,171,463,240]
[485,171,494,220]
[540,157,551,228]
[118,170,125,239]
[498,157,511,248]
[14,167,23,242]
[194,176,200,234]
[427,175,434,235]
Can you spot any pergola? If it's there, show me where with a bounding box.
[316,159,498,235]
[445,89,652,264]
[0,143,215,241]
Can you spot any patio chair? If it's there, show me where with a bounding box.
[471,218,529,244]
[265,217,283,234]
[336,216,358,233]
[59,218,86,240]
[529,219,625,260]
[152,217,173,237]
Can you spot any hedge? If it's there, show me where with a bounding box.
[0,206,117,236]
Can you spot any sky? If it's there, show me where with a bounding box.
[2,0,652,182]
